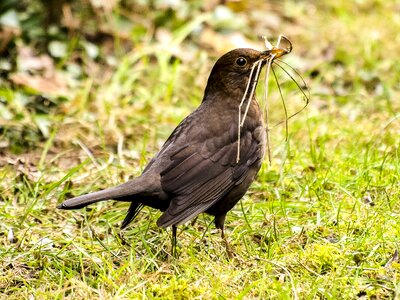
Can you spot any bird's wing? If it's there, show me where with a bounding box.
[156,121,263,228]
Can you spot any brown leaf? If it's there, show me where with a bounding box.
[18,46,53,72]
[6,157,42,182]
[0,26,20,54]
[10,72,68,96]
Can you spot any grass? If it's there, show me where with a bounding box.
[1,1,400,299]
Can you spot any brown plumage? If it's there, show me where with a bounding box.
[58,48,277,254]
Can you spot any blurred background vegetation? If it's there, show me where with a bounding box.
[1,0,289,153]
[1,0,398,156]
[1,0,400,299]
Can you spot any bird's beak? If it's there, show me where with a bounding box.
[261,35,292,59]
[261,48,289,59]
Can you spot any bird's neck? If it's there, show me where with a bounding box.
[203,84,259,111]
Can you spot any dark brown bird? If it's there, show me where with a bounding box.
[58,47,288,253]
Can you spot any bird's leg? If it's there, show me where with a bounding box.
[215,214,233,259]
[171,225,177,257]
[220,226,233,259]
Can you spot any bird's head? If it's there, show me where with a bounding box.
[204,43,291,101]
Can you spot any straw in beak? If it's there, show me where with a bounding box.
[261,35,292,60]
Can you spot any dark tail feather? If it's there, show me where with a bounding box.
[57,177,146,210]
[121,202,144,229]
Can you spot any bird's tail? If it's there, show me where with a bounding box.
[57,176,151,210]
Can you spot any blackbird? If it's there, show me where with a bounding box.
[58,47,288,253]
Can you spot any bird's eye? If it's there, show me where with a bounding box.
[236,57,247,66]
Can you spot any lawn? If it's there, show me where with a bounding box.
[1,1,399,299]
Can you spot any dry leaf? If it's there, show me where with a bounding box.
[0,26,20,54]
[18,46,53,72]
[10,157,42,181]
[10,72,68,96]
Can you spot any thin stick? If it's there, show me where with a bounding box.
[263,55,276,165]
[276,35,283,48]
[268,61,310,128]
[272,66,289,141]
[262,35,282,165]
[240,60,263,127]
[237,35,297,164]
[237,61,258,163]
[75,139,101,169]
[274,60,310,103]
[237,106,241,163]
[236,59,263,163]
